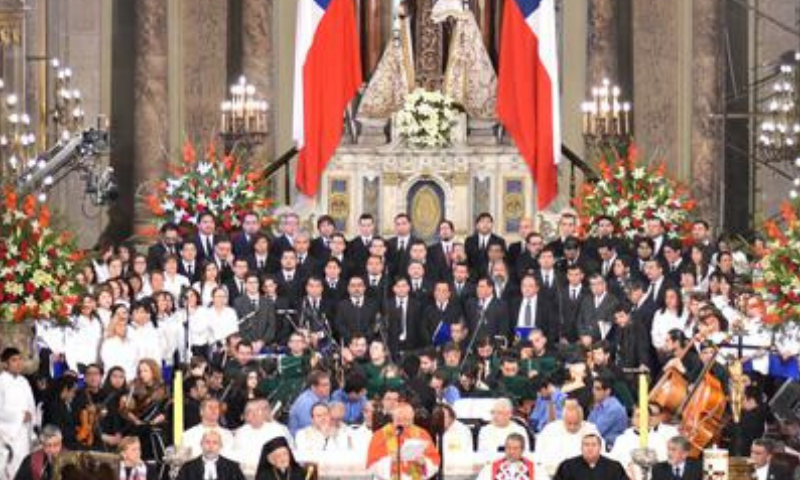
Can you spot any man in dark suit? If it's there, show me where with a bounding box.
[322,258,348,304]
[293,231,322,278]
[427,220,457,283]
[515,232,545,282]
[211,237,235,284]
[178,241,202,283]
[232,272,277,350]
[328,232,356,280]
[644,258,675,307]
[297,277,337,347]
[506,217,535,267]
[749,438,796,480]
[334,276,380,343]
[510,275,557,343]
[175,429,245,480]
[489,261,520,305]
[385,277,425,359]
[246,233,278,276]
[652,435,703,480]
[275,249,305,307]
[465,277,511,341]
[270,211,300,259]
[647,217,668,260]
[464,212,506,272]
[577,273,620,343]
[558,236,599,276]
[407,261,435,306]
[363,255,390,305]
[545,211,579,260]
[147,222,182,270]
[386,213,419,278]
[450,262,476,309]
[607,304,651,371]
[536,247,563,302]
[663,238,687,285]
[191,211,217,264]
[627,278,658,335]
[309,214,336,259]
[345,213,377,271]
[558,264,587,343]
[231,211,261,258]
[422,281,464,347]
[224,258,250,305]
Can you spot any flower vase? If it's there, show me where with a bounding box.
[0,321,39,374]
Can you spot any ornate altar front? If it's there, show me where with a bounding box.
[317,144,536,240]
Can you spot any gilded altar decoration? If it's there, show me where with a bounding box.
[395,88,460,148]
[143,141,272,234]
[409,181,444,239]
[0,189,83,323]
[573,145,696,241]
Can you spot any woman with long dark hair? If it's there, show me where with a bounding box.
[121,359,168,461]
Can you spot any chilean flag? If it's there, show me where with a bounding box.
[293,0,362,197]
[497,0,561,209]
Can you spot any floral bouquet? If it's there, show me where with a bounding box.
[0,189,83,323]
[144,141,272,234]
[759,201,800,327]
[395,88,460,148]
[573,145,696,240]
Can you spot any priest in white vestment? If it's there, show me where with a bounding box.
[477,399,530,457]
[233,399,294,477]
[0,348,36,477]
[537,399,601,477]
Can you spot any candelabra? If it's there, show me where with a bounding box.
[51,58,85,142]
[758,56,800,168]
[581,78,632,154]
[219,75,269,155]
[0,81,37,175]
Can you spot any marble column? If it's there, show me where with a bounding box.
[241,0,274,168]
[182,0,227,143]
[132,0,168,230]
[691,0,723,226]
[587,0,618,85]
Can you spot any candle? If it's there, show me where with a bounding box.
[638,373,649,448]
[173,370,184,447]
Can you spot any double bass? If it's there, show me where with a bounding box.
[678,342,728,458]
[649,335,695,415]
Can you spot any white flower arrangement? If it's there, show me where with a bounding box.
[395,88,459,149]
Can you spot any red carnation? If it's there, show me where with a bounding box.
[24,282,35,294]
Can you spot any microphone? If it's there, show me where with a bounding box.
[396,425,405,436]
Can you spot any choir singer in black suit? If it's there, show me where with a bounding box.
[175,429,245,480]
[232,272,277,351]
[510,275,558,343]
[465,277,510,341]
[334,276,380,343]
[385,277,424,359]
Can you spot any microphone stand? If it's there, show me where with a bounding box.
[460,303,487,371]
[395,425,405,480]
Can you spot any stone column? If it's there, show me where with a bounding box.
[691,0,723,227]
[587,0,618,85]
[182,0,227,143]
[132,0,168,230]
[362,0,383,78]
[241,0,274,168]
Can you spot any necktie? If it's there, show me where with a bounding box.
[480,237,486,250]
[544,273,551,288]
[371,277,378,287]
[205,237,213,257]
[299,255,305,265]
[258,258,264,269]
[524,299,533,327]
[355,299,362,308]
[571,288,577,301]
[399,299,407,339]
[251,298,258,309]
[673,466,681,480]
[286,273,293,282]
[187,264,194,277]
[399,239,406,251]
[456,283,463,295]
[603,260,610,276]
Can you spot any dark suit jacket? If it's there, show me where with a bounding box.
[651,459,703,480]
[507,240,525,267]
[296,253,323,279]
[386,236,420,278]
[323,278,347,304]
[421,301,464,346]
[178,260,202,284]
[510,294,558,342]
[464,233,507,271]
[191,233,216,264]
[232,232,255,258]
[334,297,380,342]
[577,292,620,340]
[310,236,332,260]
[450,280,476,311]
[607,321,651,370]
[345,237,373,273]
[385,296,425,357]
[232,295,277,345]
[276,270,305,305]
[515,251,540,282]
[426,242,454,282]
[557,283,587,342]
[175,456,245,480]
[246,253,279,277]
[408,278,435,306]
[269,234,294,259]
[224,276,248,305]
[147,241,180,271]
[465,297,511,341]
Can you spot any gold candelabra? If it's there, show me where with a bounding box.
[0,81,37,175]
[219,76,268,155]
[581,78,632,153]
[51,58,85,142]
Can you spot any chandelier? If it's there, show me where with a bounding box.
[0,81,37,174]
[51,58,85,141]
[581,78,632,153]
[219,75,269,155]
[758,55,800,164]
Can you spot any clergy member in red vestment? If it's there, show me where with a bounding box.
[366,403,440,480]
[477,434,535,480]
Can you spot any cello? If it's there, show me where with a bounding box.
[648,334,697,416]
[677,341,728,458]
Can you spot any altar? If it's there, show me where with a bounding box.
[315,144,536,240]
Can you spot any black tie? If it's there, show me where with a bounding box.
[251,298,258,309]
[187,264,194,277]
[205,237,213,257]
[673,467,681,480]
[258,259,264,269]
[524,299,533,327]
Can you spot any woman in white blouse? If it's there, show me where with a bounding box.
[100,305,139,381]
[66,293,104,372]
[193,262,223,307]
[155,291,185,367]
[162,255,190,303]
[182,289,211,357]
[651,287,690,356]
[195,286,239,346]
[127,300,163,366]
[96,286,115,329]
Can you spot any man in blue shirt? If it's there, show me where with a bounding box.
[529,374,567,433]
[587,376,628,447]
[331,371,368,424]
[288,370,332,434]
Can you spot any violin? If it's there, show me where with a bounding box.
[76,403,98,447]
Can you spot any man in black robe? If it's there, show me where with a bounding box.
[553,433,627,480]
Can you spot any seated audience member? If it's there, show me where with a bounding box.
[181,398,235,458]
[13,425,63,480]
[587,376,628,447]
[295,403,351,452]
[610,404,679,477]
[553,433,627,480]
[117,436,157,480]
[437,404,474,455]
[651,436,703,480]
[749,438,796,480]
[234,399,294,476]
[255,437,308,480]
[476,434,534,480]
[477,398,530,455]
[538,400,601,477]
[288,371,332,435]
[176,429,245,480]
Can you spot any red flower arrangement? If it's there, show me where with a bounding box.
[572,145,696,240]
[144,141,272,234]
[0,189,83,323]
[758,201,800,327]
